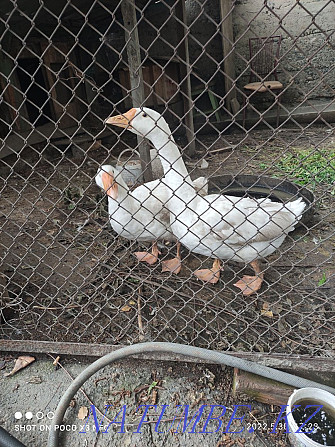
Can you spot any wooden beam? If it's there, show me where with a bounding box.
[2,339,335,377]
[220,0,236,113]
[121,0,153,182]
[233,368,294,406]
[175,0,196,157]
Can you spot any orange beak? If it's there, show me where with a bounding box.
[105,108,137,129]
[101,171,118,200]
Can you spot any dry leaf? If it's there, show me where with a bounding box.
[4,356,35,377]
[121,305,131,312]
[129,300,136,305]
[78,406,89,420]
[260,302,273,318]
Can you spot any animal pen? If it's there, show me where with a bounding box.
[0,0,335,374]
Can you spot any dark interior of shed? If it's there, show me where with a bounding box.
[17,58,53,127]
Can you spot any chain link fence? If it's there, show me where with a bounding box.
[0,0,334,358]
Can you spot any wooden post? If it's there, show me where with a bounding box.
[121,0,153,182]
[175,0,196,157]
[220,0,236,113]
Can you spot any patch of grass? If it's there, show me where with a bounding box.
[261,147,335,192]
[318,272,327,286]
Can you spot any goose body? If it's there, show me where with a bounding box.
[163,192,304,263]
[95,165,208,271]
[106,108,305,294]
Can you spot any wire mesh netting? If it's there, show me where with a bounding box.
[0,0,334,357]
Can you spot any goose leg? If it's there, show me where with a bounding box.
[193,259,222,284]
[234,260,264,296]
[134,242,161,265]
[161,242,182,274]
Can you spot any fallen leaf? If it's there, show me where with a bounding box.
[78,406,89,420]
[129,300,136,305]
[260,301,273,318]
[4,356,35,377]
[121,305,131,312]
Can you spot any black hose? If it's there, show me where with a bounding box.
[0,426,27,447]
[48,342,335,447]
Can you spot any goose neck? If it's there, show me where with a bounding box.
[150,134,193,187]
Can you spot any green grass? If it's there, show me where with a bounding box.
[261,147,335,192]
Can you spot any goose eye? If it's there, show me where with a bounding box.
[142,112,147,117]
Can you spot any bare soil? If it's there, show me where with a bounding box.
[0,124,334,357]
[0,354,291,447]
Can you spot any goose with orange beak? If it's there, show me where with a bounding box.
[95,164,181,271]
[96,111,208,273]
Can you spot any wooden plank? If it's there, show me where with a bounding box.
[40,41,81,129]
[121,0,153,182]
[175,0,196,157]
[220,0,236,113]
[118,63,180,107]
[233,368,294,406]
[0,122,112,159]
[2,339,335,377]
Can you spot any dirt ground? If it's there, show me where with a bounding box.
[0,123,334,357]
[0,353,291,447]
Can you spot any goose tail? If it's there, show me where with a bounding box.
[285,197,306,223]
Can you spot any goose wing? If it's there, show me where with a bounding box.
[204,195,305,245]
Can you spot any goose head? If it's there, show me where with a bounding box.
[106,107,171,143]
[95,165,127,200]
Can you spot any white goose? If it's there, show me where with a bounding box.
[95,164,207,274]
[106,107,306,295]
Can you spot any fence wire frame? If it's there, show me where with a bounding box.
[0,0,334,359]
